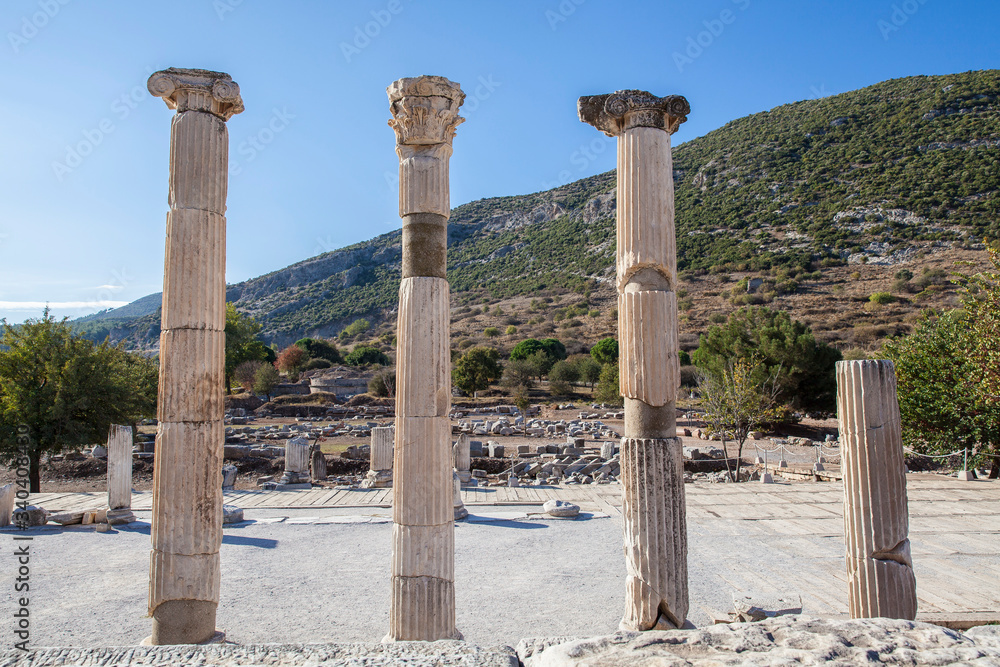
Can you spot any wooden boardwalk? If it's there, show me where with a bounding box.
[30,474,1000,622]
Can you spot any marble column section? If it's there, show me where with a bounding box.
[146,67,243,646]
[106,424,135,525]
[454,434,472,484]
[837,360,918,620]
[364,426,395,488]
[579,90,691,632]
[386,75,464,642]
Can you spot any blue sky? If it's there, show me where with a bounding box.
[0,0,996,323]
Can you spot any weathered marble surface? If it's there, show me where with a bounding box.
[518,616,1000,666]
[837,359,917,620]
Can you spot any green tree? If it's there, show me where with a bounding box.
[594,362,623,406]
[512,384,531,433]
[540,338,567,361]
[345,345,390,366]
[510,338,546,361]
[252,362,280,400]
[692,306,841,411]
[590,338,619,365]
[453,346,501,396]
[574,355,602,388]
[698,355,781,482]
[0,311,158,492]
[294,337,342,365]
[502,358,535,391]
[548,359,579,396]
[225,303,274,394]
[884,309,1000,478]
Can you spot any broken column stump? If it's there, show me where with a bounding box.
[837,359,917,620]
[106,424,135,525]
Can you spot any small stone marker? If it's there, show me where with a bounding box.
[106,424,135,524]
[311,449,327,481]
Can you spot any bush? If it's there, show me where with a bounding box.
[339,318,371,340]
[345,345,390,366]
[295,337,342,364]
[680,365,700,388]
[484,327,500,338]
[505,325,517,335]
[368,368,396,397]
[869,291,896,305]
[302,357,332,371]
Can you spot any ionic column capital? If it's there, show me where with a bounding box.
[387,76,465,146]
[148,68,244,121]
[579,90,689,137]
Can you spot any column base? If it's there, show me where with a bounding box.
[147,600,220,645]
[387,575,461,642]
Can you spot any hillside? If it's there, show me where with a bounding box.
[75,70,1000,355]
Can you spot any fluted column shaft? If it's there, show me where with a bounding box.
[454,434,471,483]
[837,360,917,620]
[579,90,691,631]
[146,68,243,646]
[107,424,133,511]
[386,75,464,642]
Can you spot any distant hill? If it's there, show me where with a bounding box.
[75,70,1000,354]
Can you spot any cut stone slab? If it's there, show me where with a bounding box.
[542,499,580,518]
[731,593,802,622]
[518,615,1000,666]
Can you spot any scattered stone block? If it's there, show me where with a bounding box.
[13,505,47,527]
[222,504,244,524]
[221,464,237,489]
[542,499,580,518]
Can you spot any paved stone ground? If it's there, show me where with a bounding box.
[5,474,997,649]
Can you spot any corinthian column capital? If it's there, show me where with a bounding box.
[148,68,245,121]
[579,90,689,137]
[388,75,465,146]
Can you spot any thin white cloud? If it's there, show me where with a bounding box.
[94,284,124,291]
[0,301,129,310]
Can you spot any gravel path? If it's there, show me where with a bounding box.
[5,505,775,648]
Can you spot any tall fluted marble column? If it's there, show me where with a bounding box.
[146,67,243,645]
[386,75,464,642]
[837,360,917,620]
[579,90,691,631]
